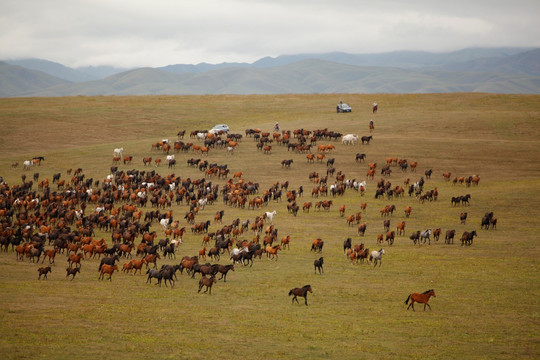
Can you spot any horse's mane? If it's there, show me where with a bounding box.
[423,289,434,294]
[303,284,311,289]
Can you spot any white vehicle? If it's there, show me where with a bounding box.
[336,103,352,113]
[209,124,230,134]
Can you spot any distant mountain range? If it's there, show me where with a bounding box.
[1,47,539,97]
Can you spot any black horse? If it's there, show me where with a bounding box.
[314,257,324,274]
[289,285,313,306]
[361,136,373,145]
[99,255,119,271]
[355,153,366,162]
[343,238,352,253]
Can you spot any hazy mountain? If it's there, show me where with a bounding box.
[15,58,540,97]
[0,61,70,97]
[159,62,250,74]
[4,59,96,82]
[3,59,129,82]
[442,49,540,76]
[75,65,131,80]
[1,47,539,97]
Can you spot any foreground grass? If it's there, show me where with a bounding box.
[0,94,539,359]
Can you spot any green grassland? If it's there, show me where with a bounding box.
[0,93,539,359]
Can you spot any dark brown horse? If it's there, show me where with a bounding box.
[314,257,324,274]
[38,266,52,280]
[198,275,217,294]
[405,289,436,311]
[289,285,313,306]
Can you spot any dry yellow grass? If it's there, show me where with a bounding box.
[0,94,539,360]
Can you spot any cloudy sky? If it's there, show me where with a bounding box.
[1,0,539,68]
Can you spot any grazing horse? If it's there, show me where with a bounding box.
[314,257,324,274]
[198,275,217,294]
[369,248,385,267]
[289,285,313,306]
[38,266,52,280]
[405,289,436,311]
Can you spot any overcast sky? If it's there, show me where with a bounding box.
[1,0,539,68]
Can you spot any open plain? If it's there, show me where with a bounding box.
[0,93,539,359]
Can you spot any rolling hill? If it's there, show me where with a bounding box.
[1,48,539,96]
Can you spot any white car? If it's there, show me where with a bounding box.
[336,103,352,113]
[209,124,230,134]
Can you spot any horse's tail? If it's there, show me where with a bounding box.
[405,295,411,305]
[288,289,293,296]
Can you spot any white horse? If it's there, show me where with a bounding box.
[23,160,32,170]
[231,247,249,265]
[420,229,432,245]
[166,154,175,162]
[353,180,366,192]
[341,134,358,145]
[113,147,123,157]
[197,132,206,141]
[198,198,208,209]
[231,247,248,257]
[370,248,385,267]
[265,210,277,224]
[160,218,171,231]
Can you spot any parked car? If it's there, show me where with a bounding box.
[336,103,352,113]
[209,124,230,134]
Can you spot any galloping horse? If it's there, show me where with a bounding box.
[369,248,385,267]
[289,285,313,306]
[314,257,324,274]
[405,289,436,311]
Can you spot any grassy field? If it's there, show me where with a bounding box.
[0,93,539,360]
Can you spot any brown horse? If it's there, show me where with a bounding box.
[99,264,118,281]
[38,266,52,280]
[198,275,217,294]
[66,267,80,280]
[266,244,281,260]
[405,289,436,311]
[289,285,313,306]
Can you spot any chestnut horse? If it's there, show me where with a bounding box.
[405,289,436,311]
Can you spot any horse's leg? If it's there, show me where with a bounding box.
[304,295,308,306]
[426,303,432,311]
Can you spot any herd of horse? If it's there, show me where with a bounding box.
[3,116,496,309]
